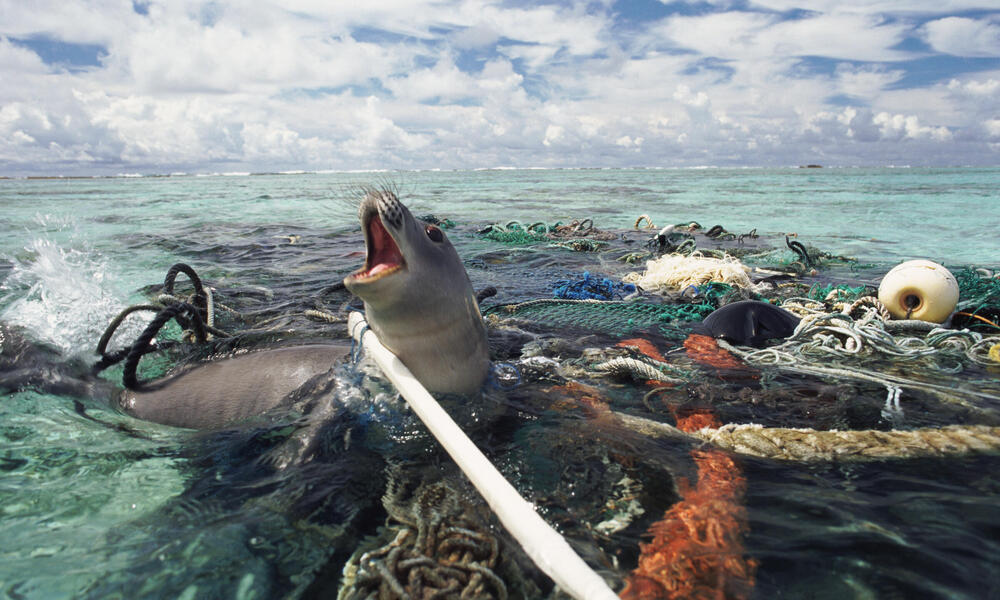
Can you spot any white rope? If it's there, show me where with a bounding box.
[348,312,618,600]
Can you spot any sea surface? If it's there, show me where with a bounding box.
[1,167,999,598]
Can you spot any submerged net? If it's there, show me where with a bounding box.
[484,299,711,338]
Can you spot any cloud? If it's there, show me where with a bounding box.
[873,112,952,141]
[654,12,913,63]
[922,17,1000,57]
[1,0,999,174]
[691,0,1000,13]
[0,37,49,74]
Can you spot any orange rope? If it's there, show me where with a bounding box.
[619,338,668,362]
[621,335,757,599]
[955,311,1000,330]
[683,334,748,371]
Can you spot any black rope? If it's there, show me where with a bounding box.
[96,304,163,358]
[123,302,207,389]
[785,235,812,267]
[163,263,205,297]
[162,263,210,330]
[738,228,758,244]
[476,286,498,305]
[705,224,726,239]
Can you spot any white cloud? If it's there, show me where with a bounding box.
[834,64,905,99]
[691,0,1000,13]
[985,119,1000,139]
[654,12,912,62]
[0,37,49,74]
[874,112,952,141]
[450,23,501,50]
[1,1,998,173]
[922,17,1000,57]
[947,77,1000,96]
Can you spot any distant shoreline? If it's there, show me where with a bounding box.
[4,164,997,180]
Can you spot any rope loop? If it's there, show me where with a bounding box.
[122,302,207,389]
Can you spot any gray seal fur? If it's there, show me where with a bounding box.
[117,344,351,430]
[343,187,489,395]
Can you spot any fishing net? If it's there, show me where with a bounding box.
[484,299,711,338]
[953,267,1000,332]
[623,252,760,293]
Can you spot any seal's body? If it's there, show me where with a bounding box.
[118,345,351,430]
[343,188,490,395]
[116,189,489,429]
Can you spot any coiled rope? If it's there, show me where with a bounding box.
[94,263,230,389]
[718,303,1000,408]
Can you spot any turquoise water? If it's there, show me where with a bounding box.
[1,168,999,598]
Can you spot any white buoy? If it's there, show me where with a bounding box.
[878,259,959,323]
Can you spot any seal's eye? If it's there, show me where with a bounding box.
[425,225,444,243]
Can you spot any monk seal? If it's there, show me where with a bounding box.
[115,188,488,429]
[695,300,800,347]
[343,187,490,395]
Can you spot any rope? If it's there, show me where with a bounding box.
[716,338,1000,410]
[615,413,1000,462]
[304,309,346,323]
[623,252,759,293]
[594,357,688,383]
[348,312,618,600]
[122,302,207,389]
[548,239,608,252]
[93,263,232,388]
[552,272,636,301]
[344,478,510,599]
[634,215,656,229]
[785,236,812,267]
[741,309,1000,369]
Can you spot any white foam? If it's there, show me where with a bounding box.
[1,236,150,358]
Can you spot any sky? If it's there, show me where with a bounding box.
[0,1,998,175]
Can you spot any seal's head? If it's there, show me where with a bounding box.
[344,188,489,395]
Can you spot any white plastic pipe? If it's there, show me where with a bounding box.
[348,312,619,600]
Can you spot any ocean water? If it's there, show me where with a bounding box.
[1,167,999,598]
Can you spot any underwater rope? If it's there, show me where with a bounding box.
[348,312,618,600]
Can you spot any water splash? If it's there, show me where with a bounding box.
[1,236,149,358]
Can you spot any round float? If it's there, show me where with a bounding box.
[877,259,959,323]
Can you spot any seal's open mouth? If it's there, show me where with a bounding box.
[350,211,405,282]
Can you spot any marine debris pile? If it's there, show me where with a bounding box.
[91,210,1000,600]
[473,213,1000,598]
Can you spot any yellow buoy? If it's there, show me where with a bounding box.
[989,344,1000,364]
[877,259,959,323]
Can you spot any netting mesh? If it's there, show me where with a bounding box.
[484,299,711,337]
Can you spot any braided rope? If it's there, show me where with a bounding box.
[615,413,1000,462]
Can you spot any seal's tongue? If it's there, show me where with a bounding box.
[365,213,404,278]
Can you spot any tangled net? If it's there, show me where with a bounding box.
[624,252,760,294]
[339,478,512,600]
[744,304,1000,373]
[552,272,636,301]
